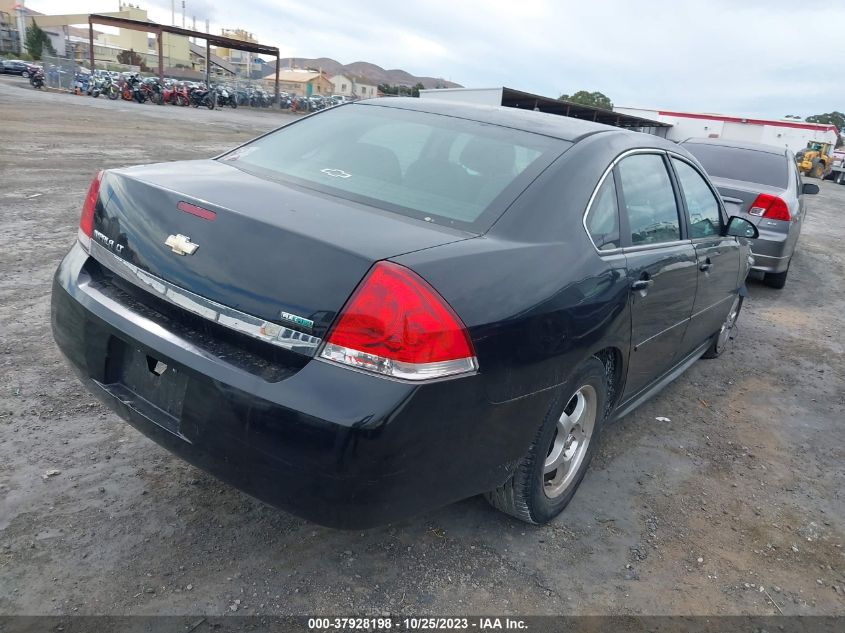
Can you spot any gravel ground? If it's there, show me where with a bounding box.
[0,75,843,617]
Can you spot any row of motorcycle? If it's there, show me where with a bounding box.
[31,70,276,110]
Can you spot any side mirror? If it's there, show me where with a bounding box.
[725,216,759,239]
[802,182,820,195]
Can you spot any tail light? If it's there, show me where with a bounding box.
[78,170,104,251]
[748,193,790,221]
[320,261,478,381]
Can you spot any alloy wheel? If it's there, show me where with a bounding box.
[543,385,597,498]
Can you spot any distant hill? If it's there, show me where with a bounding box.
[262,57,461,89]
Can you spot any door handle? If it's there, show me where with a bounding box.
[699,257,713,272]
[631,279,653,291]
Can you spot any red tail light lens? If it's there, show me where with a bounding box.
[78,171,104,250]
[748,193,790,221]
[320,261,477,380]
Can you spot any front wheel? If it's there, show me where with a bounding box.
[485,357,607,524]
[811,160,825,179]
[703,294,743,358]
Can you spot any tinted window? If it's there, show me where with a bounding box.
[618,154,681,245]
[586,175,620,250]
[682,143,788,189]
[221,104,566,232]
[672,159,722,238]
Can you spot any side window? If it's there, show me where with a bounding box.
[671,158,722,238]
[617,153,681,245]
[585,175,620,250]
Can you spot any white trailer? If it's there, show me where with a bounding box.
[828,149,845,184]
[613,107,839,154]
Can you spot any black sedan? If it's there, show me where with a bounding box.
[51,99,758,528]
[1,59,37,76]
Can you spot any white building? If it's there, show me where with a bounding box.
[615,106,839,152]
[330,74,378,99]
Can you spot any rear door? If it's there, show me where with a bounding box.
[670,157,741,350]
[616,152,698,400]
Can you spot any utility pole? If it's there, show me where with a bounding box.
[15,0,25,56]
[171,0,174,26]
[181,1,186,29]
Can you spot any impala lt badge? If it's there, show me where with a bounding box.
[165,234,199,256]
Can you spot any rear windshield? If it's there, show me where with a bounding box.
[220,104,567,232]
[682,143,788,189]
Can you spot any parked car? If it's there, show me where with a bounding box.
[51,99,758,528]
[1,59,37,76]
[681,138,818,289]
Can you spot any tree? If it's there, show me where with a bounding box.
[558,90,613,110]
[805,112,845,147]
[117,48,151,72]
[25,20,56,61]
[117,48,143,67]
[806,111,845,131]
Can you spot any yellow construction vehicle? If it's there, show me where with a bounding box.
[795,141,833,178]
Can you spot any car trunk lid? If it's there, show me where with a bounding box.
[710,176,788,224]
[91,159,472,351]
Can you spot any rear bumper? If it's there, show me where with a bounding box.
[749,232,792,274]
[51,243,550,528]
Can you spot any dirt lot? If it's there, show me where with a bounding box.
[0,75,843,617]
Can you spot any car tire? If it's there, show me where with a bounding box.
[485,357,608,524]
[22,70,29,78]
[702,295,743,359]
[763,267,789,289]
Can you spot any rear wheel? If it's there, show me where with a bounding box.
[764,266,789,289]
[811,160,825,179]
[485,357,607,524]
[703,295,743,358]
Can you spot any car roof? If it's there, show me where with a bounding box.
[681,137,787,156]
[357,97,625,143]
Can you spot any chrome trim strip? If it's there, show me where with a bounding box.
[690,294,734,320]
[633,317,690,350]
[88,241,322,354]
[320,342,478,382]
[621,239,692,254]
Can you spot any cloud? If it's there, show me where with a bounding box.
[25,0,845,118]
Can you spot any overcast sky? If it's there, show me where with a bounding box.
[26,0,844,118]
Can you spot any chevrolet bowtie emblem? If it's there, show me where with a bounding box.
[165,234,199,256]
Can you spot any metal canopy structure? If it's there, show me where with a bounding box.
[499,87,671,135]
[87,14,280,101]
